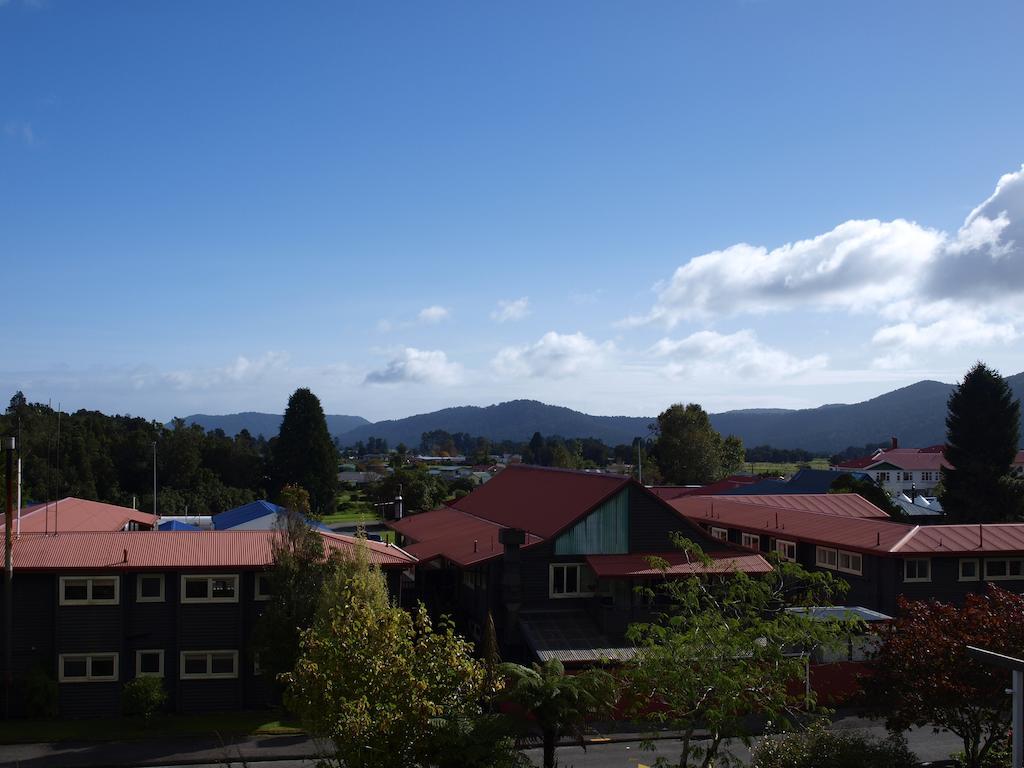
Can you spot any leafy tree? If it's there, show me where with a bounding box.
[942,363,1024,522]
[829,474,901,516]
[271,388,338,517]
[750,721,917,768]
[499,658,617,768]
[253,507,336,691]
[625,535,854,768]
[862,585,1024,768]
[276,483,311,515]
[283,542,486,768]
[525,431,546,465]
[374,466,449,513]
[652,403,743,485]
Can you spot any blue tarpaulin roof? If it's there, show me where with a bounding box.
[158,519,200,531]
[213,499,333,532]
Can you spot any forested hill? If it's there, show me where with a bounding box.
[710,372,1023,452]
[178,412,369,439]
[336,400,653,448]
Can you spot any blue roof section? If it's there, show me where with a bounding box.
[213,500,284,530]
[722,469,874,495]
[158,519,200,531]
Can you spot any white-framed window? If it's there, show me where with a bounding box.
[838,550,863,576]
[59,653,118,682]
[741,533,760,550]
[180,650,239,680]
[137,574,165,603]
[959,559,980,581]
[59,576,119,606]
[902,472,912,482]
[815,547,838,569]
[922,472,934,483]
[181,575,239,603]
[710,527,728,542]
[876,472,891,483]
[775,539,797,562]
[254,573,272,601]
[904,558,931,582]
[984,558,1024,581]
[549,563,594,598]
[135,649,164,678]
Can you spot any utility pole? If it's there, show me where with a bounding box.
[4,435,16,719]
[152,441,158,517]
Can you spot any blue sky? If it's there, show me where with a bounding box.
[3,0,1024,422]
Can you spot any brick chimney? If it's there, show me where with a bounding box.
[891,436,898,450]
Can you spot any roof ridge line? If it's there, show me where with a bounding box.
[889,525,921,553]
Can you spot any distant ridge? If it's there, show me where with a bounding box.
[177,412,370,440]
[176,371,1024,453]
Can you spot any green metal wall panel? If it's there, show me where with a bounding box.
[554,489,629,554]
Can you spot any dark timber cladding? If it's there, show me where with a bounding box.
[0,529,416,717]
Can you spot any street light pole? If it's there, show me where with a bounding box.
[152,441,158,517]
[3,435,16,719]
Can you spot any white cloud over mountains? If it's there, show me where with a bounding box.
[493,331,612,379]
[626,165,1024,362]
[364,347,463,385]
[651,330,828,380]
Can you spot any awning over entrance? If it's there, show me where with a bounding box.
[585,550,772,578]
[519,612,636,664]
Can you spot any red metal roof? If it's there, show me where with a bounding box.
[586,550,773,577]
[649,476,760,500]
[387,507,543,567]
[725,494,890,519]
[450,465,631,539]
[835,447,951,472]
[672,496,1024,556]
[4,498,157,533]
[11,530,416,571]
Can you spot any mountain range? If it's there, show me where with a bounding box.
[176,371,1024,455]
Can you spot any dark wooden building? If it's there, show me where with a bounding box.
[1,529,415,717]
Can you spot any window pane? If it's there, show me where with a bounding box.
[961,561,977,578]
[140,576,162,598]
[1010,561,1022,577]
[184,655,208,675]
[90,656,115,678]
[211,654,235,675]
[63,657,88,678]
[185,579,209,599]
[211,578,235,599]
[988,560,1007,578]
[139,652,161,674]
[64,580,89,601]
[553,566,565,594]
[565,566,578,594]
[92,579,116,601]
[256,576,271,596]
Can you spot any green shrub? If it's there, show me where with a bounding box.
[122,677,167,721]
[752,722,919,768]
[25,666,58,718]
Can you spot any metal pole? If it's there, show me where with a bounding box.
[4,436,15,718]
[1014,669,1022,768]
[152,441,157,517]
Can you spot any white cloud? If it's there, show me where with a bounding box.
[364,347,463,386]
[871,312,1018,369]
[490,297,530,323]
[493,331,613,379]
[651,330,828,380]
[624,165,1024,362]
[153,351,291,390]
[417,305,450,324]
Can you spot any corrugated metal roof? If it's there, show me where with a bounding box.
[724,493,890,519]
[212,500,284,530]
[672,496,1024,556]
[836,447,951,472]
[12,530,416,571]
[585,550,773,577]
[388,507,543,567]
[519,612,636,664]
[5,498,157,534]
[649,476,761,500]
[450,465,630,539]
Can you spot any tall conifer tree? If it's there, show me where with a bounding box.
[941,363,1022,522]
[272,388,338,517]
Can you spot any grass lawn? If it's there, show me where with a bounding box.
[743,457,831,476]
[0,710,303,744]
[321,489,381,525]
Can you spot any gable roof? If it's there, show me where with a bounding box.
[649,475,762,500]
[387,507,543,567]
[4,498,157,534]
[835,447,951,472]
[723,493,890,519]
[11,529,416,571]
[672,496,1024,556]
[449,464,631,539]
[585,550,773,577]
[212,500,284,530]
